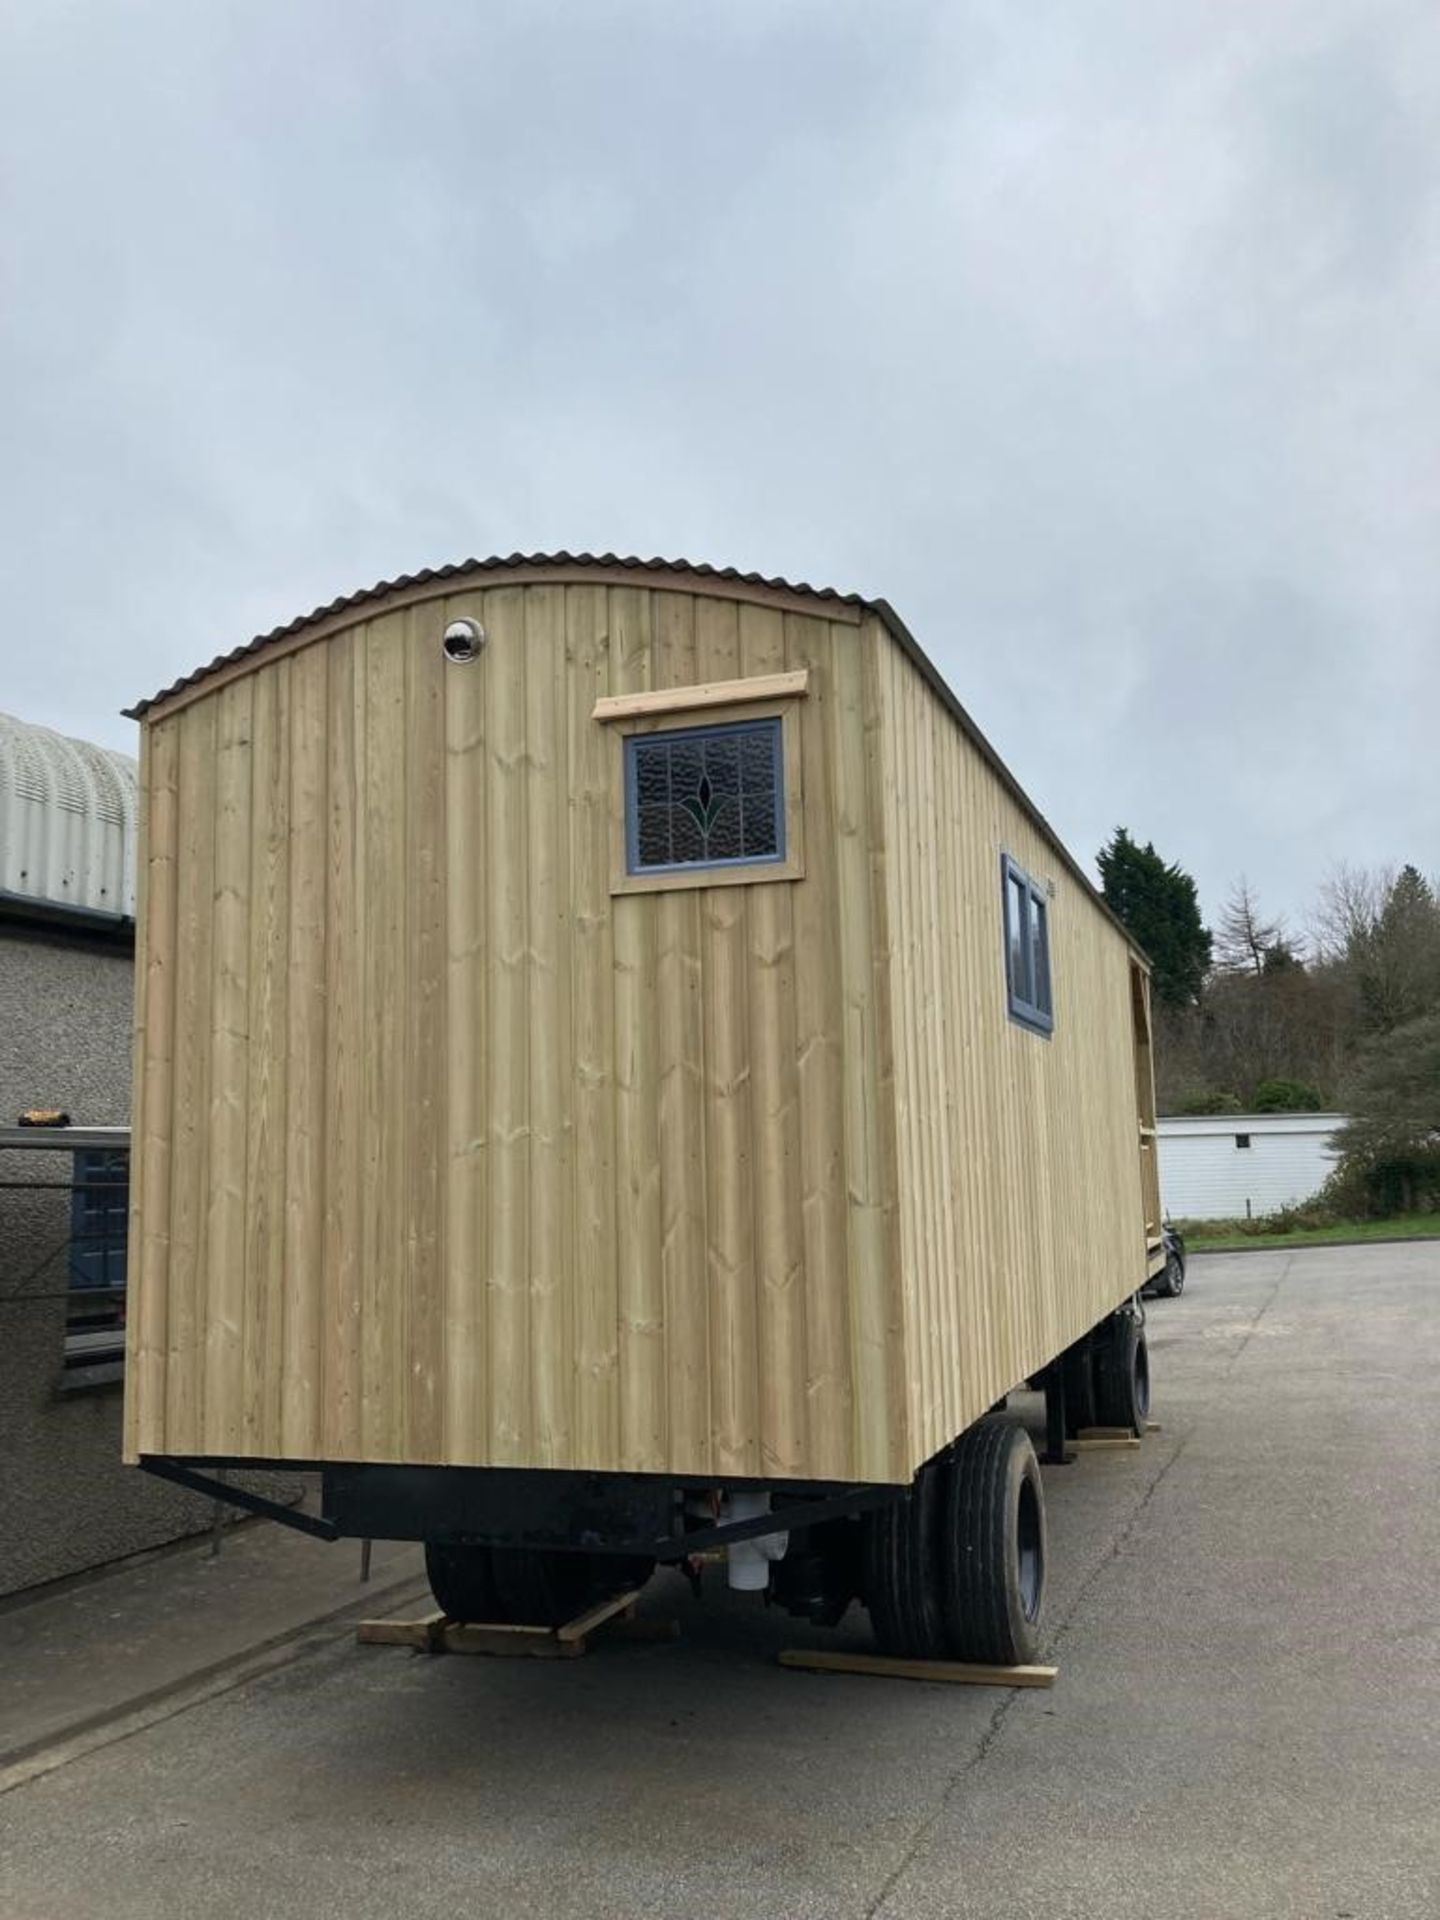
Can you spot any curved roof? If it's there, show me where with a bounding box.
[124,551,870,718]
[0,710,138,922]
[122,549,1145,961]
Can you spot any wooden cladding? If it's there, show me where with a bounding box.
[874,628,1153,1469]
[125,585,903,1483]
[125,570,1157,1488]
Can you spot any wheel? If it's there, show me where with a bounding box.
[1092,1312,1151,1435]
[863,1418,1046,1664]
[427,1542,653,1626]
[936,1418,1046,1665]
[862,1490,910,1654]
[863,1471,945,1658]
[1060,1339,1098,1437]
[897,1459,949,1658]
[425,1541,502,1623]
[489,1547,655,1628]
[1152,1249,1185,1298]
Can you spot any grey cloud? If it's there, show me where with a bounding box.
[1,0,1435,931]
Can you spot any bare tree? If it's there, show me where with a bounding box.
[1310,861,1393,965]
[1215,878,1286,977]
[1310,862,1440,1033]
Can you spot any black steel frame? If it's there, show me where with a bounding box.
[139,1457,340,1540]
[138,1455,904,1559]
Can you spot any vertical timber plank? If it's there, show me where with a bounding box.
[695,594,757,1477]
[890,650,930,1451]
[611,585,665,1472]
[126,718,178,1458]
[525,584,570,1465]
[443,598,488,1463]
[241,662,290,1456]
[165,698,217,1452]
[406,607,447,1460]
[860,628,906,1478]
[203,676,254,1457]
[361,618,408,1461]
[568,583,618,1467]
[740,601,805,1477]
[652,594,711,1473]
[833,626,900,1482]
[282,643,328,1458]
[912,680,951,1455]
[933,678,974,1434]
[484,587,530,1464]
[787,613,852,1481]
[122,723,152,1461]
[321,631,364,1459]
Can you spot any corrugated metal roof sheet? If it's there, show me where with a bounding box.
[124,551,869,718]
[0,711,138,921]
[120,549,1149,963]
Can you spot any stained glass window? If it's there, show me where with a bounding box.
[625,717,784,874]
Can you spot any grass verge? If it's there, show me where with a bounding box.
[1184,1213,1440,1254]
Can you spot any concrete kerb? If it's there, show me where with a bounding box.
[0,1568,432,1797]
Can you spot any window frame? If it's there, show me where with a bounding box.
[1001,853,1055,1036]
[623,715,786,879]
[606,690,806,897]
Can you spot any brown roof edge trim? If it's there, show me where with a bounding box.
[866,599,1152,969]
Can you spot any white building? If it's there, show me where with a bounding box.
[1156,1112,1345,1222]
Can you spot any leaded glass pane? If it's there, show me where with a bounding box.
[634,741,670,808]
[626,717,783,873]
[670,803,704,865]
[637,805,671,867]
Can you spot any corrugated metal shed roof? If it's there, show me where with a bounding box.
[120,549,1149,964]
[0,711,138,922]
[123,551,869,718]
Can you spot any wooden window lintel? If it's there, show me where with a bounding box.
[592,669,808,725]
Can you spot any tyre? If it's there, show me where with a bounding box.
[1060,1339,1098,1437]
[897,1459,949,1658]
[425,1541,502,1623]
[1152,1249,1185,1298]
[862,1490,910,1655]
[489,1547,655,1628]
[935,1418,1046,1665]
[427,1541,654,1627]
[863,1417,1046,1665]
[1091,1311,1151,1435]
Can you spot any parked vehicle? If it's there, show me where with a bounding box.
[1147,1222,1188,1298]
[122,553,1166,1666]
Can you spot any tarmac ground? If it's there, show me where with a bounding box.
[1,1241,1436,1919]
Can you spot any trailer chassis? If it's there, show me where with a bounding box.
[138,1456,902,1560]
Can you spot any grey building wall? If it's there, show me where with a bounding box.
[0,923,300,1597]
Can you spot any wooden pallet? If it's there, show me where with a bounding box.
[356,1589,676,1660]
[779,1648,1057,1688]
[1070,1420,1163,1451]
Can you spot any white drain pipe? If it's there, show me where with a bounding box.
[726,1490,789,1591]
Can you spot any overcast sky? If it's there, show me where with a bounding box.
[2,2,1435,933]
